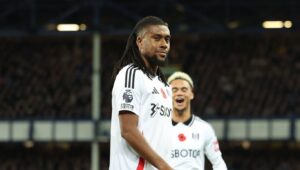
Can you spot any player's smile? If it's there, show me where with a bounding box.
[174,97,188,110]
[175,97,185,107]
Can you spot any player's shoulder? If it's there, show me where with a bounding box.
[192,115,213,129]
[118,64,141,76]
[115,64,145,88]
[117,64,144,78]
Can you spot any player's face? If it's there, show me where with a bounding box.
[136,25,170,67]
[170,79,194,113]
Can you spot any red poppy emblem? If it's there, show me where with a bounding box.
[178,133,186,142]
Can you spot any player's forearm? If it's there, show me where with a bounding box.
[121,128,172,170]
[210,156,227,170]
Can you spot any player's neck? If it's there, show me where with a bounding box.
[147,65,158,76]
[173,110,191,123]
[141,55,158,76]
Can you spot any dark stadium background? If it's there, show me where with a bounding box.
[0,0,299,169]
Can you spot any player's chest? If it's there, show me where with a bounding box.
[170,126,205,159]
[171,126,205,150]
[141,79,172,117]
[142,78,171,102]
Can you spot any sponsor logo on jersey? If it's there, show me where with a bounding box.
[120,103,134,110]
[171,149,201,158]
[122,89,133,103]
[152,87,159,94]
[150,103,171,118]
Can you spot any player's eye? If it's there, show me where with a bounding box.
[172,88,178,93]
[153,35,161,41]
[165,37,170,43]
[182,88,188,92]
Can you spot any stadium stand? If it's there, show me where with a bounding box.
[1,34,299,169]
[1,0,300,166]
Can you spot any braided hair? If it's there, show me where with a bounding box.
[112,16,169,86]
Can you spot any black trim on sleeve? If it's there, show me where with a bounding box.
[125,65,133,88]
[125,65,138,89]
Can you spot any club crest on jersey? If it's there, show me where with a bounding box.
[122,89,133,103]
[192,133,200,140]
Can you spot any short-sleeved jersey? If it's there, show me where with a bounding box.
[109,64,173,170]
[168,115,227,170]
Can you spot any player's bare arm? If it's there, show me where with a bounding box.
[119,111,172,170]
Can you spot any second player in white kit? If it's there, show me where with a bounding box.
[167,71,227,170]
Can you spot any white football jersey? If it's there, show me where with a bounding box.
[168,115,227,170]
[110,64,173,170]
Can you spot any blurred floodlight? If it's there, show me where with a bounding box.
[241,140,251,150]
[79,24,87,31]
[228,21,239,29]
[46,24,56,31]
[262,20,293,29]
[284,20,292,28]
[24,140,34,148]
[57,24,80,31]
[262,21,283,29]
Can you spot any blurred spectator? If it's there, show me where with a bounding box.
[0,143,92,170]
[0,34,299,119]
[0,37,92,119]
[182,35,300,118]
[1,142,299,170]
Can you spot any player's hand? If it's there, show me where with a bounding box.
[158,163,173,170]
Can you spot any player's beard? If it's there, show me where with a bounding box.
[147,54,168,67]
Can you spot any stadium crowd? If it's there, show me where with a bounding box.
[2,34,299,119]
[0,37,92,119]
[0,143,94,170]
[0,34,299,169]
[183,34,300,118]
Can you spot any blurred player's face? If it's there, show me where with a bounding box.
[136,25,170,67]
[170,79,194,115]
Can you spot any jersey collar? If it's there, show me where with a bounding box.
[172,115,194,126]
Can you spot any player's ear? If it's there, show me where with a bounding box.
[136,35,142,49]
[190,91,194,100]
